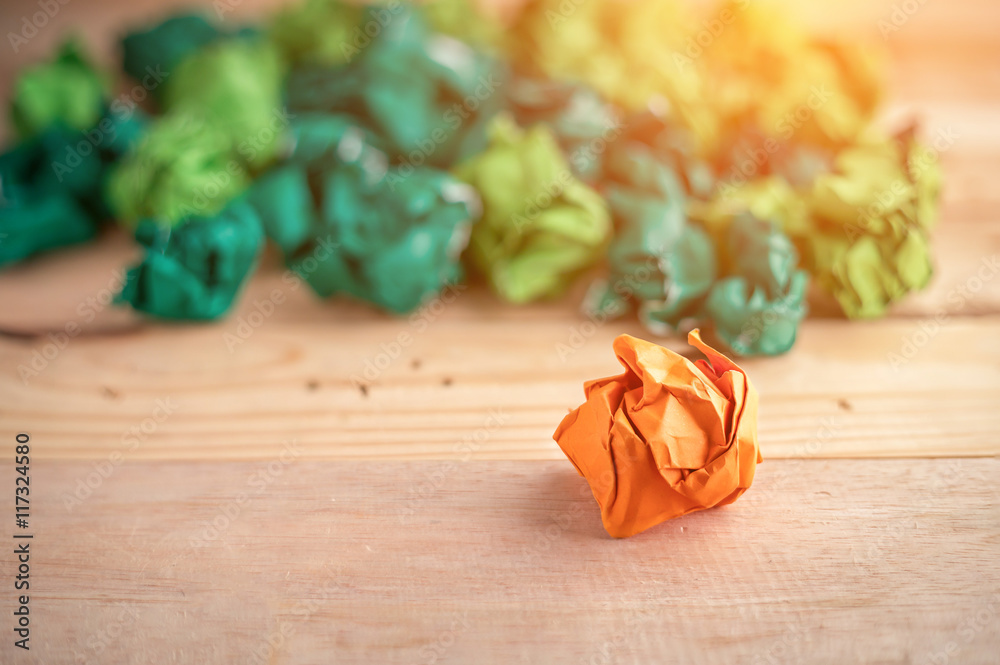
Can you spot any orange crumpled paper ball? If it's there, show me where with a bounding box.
[553,330,761,537]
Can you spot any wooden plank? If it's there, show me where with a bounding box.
[2,295,999,460]
[2,457,997,664]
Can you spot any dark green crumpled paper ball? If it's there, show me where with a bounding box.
[1,108,146,267]
[118,200,263,320]
[286,4,505,169]
[248,113,480,313]
[121,14,224,89]
[1,130,95,266]
[704,214,809,357]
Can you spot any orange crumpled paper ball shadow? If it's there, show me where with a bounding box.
[553,330,761,538]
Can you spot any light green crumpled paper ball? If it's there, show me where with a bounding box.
[10,38,108,139]
[804,129,939,318]
[455,115,611,303]
[163,36,287,169]
[107,113,252,226]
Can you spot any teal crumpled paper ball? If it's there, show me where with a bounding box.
[1,110,146,267]
[705,214,809,356]
[118,199,263,319]
[584,132,716,331]
[286,5,504,169]
[248,112,480,313]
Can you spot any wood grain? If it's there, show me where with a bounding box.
[2,294,999,460]
[1,457,997,664]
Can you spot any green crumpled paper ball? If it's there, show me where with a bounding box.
[425,0,508,53]
[107,113,252,226]
[455,115,611,303]
[705,214,809,357]
[287,4,504,168]
[803,129,939,318]
[10,39,108,139]
[121,14,224,88]
[583,131,715,332]
[1,130,95,267]
[118,200,263,320]
[248,113,480,313]
[269,0,363,67]
[1,108,146,267]
[505,74,622,183]
[162,36,286,169]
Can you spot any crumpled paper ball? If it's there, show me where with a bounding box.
[10,39,108,139]
[705,214,809,356]
[286,5,504,168]
[269,0,363,67]
[425,0,508,53]
[107,113,252,226]
[248,113,480,313]
[583,131,715,332]
[0,129,95,267]
[504,74,621,183]
[553,330,761,538]
[508,0,708,142]
[121,14,225,88]
[1,105,145,267]
[455,115,611,303]
[699,2,882,153]
[802,128,939,318]
[611,108,717,200]
[162,36,286,169]
[118,199,263,319]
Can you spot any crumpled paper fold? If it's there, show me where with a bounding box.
[455,115,611,303]
[118,200,263,319]
[553,330,761,538]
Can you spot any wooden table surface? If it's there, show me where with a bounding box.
[1,0,999,663]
